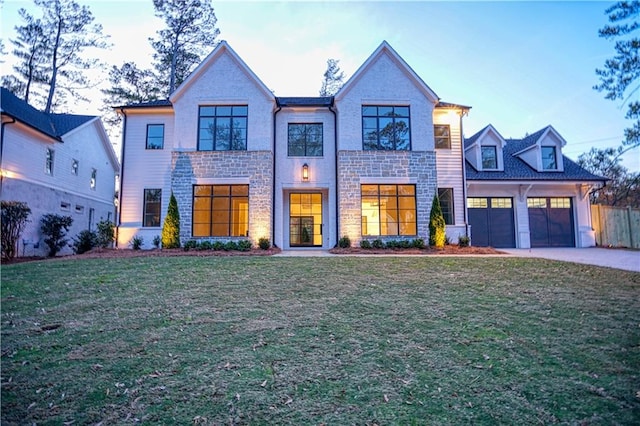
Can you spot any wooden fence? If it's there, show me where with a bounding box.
[591,205,640,249]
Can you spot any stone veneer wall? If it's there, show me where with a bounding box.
[338,150,437,245]
[171,151,273,246]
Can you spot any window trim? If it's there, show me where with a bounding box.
[71,159,79,175]
[481,145,498,170]
[287,123,324,157]
[362,105,412,151]
[434,124,451,149]
[45,148,54,175]
[361,184,417,237]
[197,105,248,151]
[192,184,249,237]
[541,146,558,170]
[143,188,162,228]
[438,188,454,225]
[146,124,165,150]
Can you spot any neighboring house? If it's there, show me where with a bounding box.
[1,87,119,256]
[116,41,603,250]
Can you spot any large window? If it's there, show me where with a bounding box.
[288,123,323,156]
[198,106,248,151]
[542,146,557,170]
[193,185,249,237]
[362,106,411,151]
[438,188,454,225]
[143,189,162,227]
[434,125,451,149]
[146,124,164,149]
[481,146,498,169]
[45,148,54,175]
[361,184,416,236]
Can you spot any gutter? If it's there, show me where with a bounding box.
[272,103,282,248]
[329,100,338,246]
[459,110,469,237]
[0,117,16,195]
[115,108,128,248]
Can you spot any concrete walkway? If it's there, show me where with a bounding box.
[275,247,640,272]
[501,247,640,273]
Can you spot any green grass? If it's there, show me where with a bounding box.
[1,256,639,425]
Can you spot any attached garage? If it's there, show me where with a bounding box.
[527,197,574,247]
[468,197,516,248]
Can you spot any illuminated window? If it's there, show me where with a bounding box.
[481,146,497,169]
[45,148,54,175]
[143,189,162,227]
[542,146,557,170]
[288,123,323,156]
[361,184,416,236]
[198,106,247,151]
[362,106,411,151]
[527,198,547,208]
[438,188,454,225]
[434,125,451,149]
[146,124,164,149]
[467,198,488,208]
[193,185,249,237]
[550,198,571,208]
[491,198,512,208]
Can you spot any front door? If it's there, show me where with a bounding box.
[290,193,322,247]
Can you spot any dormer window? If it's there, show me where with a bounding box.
[542,146,557,170]
[481,146,498,169]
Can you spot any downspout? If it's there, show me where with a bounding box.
[0,117,16,196]
[459,109,469,237]
[272,103,281,248]
[115,108,128,248]
[329,99,338,247]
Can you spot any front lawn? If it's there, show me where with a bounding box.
[1,256,639,424]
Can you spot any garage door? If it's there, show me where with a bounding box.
[527,197,574,247]
[467,197,515,248]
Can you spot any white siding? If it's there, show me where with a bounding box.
[434,109,465,229]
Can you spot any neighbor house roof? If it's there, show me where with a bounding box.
[465,126,606,182]
[276,97,334,107]
[114,99,173,110]
[1,87,95,140]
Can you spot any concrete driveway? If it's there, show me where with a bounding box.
[501,247,640,272]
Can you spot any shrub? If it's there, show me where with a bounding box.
[397,240,411,249]
[1,201,31,260]
[238,240,252,252]
[258,237,271,250]
[372,239,384,249]
[386,240,398,249]
[41,214,73,257]
[198,240,212,250]
[71,230,98,254]
[458,235,470,248]
[412,238,425,249]
[428,194,446,248]
[212,241,225,251]
[152,235,161,249]
[162,193,180,249]
[223,241,239,251]
[130,235,143,250]
[96,219,115,248]
[360,239,372,249]
[183,240,197,251]
[444,235,452,246]
[338,235,351,248]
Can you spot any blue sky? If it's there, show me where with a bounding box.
[1,0,638,169]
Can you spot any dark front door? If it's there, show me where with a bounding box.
[528,197,574,247]
[467,197,516,248]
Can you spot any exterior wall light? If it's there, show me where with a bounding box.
[302,163,309,181]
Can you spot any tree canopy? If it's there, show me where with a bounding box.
[578,147,640,207]
[319,58,345,96]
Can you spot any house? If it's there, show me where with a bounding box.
[1,87,119,256]
[115,41,604,250]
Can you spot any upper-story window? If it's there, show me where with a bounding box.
[198,105,248,151]
[146,124,164,149]
[362,106,411,151]
[434,125,451,149]
[288,123,323,156]
[71,159,79,175]
[45,148,54,175]
[481,146,498,169]
[90,168,97,190]
[542,146,557,170]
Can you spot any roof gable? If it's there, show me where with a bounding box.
[334,41,439,103]
[169,41,275,103]
[464,124,506,149]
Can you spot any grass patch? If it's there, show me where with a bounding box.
[1,256,639,424]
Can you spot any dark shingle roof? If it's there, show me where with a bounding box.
[276,97,334,107]
[115,99,173,109]
[436,101,471,111]
[1,87,96,140]
[465,127,606,182]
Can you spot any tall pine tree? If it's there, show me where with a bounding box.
[319,58,345,96]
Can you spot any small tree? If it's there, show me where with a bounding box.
[162,192,180,248]
[41,213,73,257]
[1,201,31,260]
[428,194,446,248]
[96,219,115,248]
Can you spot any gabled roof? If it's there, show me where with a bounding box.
[464,124,506,149]
[334,41,439,103]
[465,126,605,182]
[436,101,471,112]
[1,87,95,141]
[170,40,275,103]
[276,97,334,108]
[513,125,567,156]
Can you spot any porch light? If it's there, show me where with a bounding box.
[302,163,309,181]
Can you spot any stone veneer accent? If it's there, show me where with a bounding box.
[171,150,273,246]
[338,150,437,245]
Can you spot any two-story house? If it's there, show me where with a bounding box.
[1,87,119,256]
[115,41,604,250]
